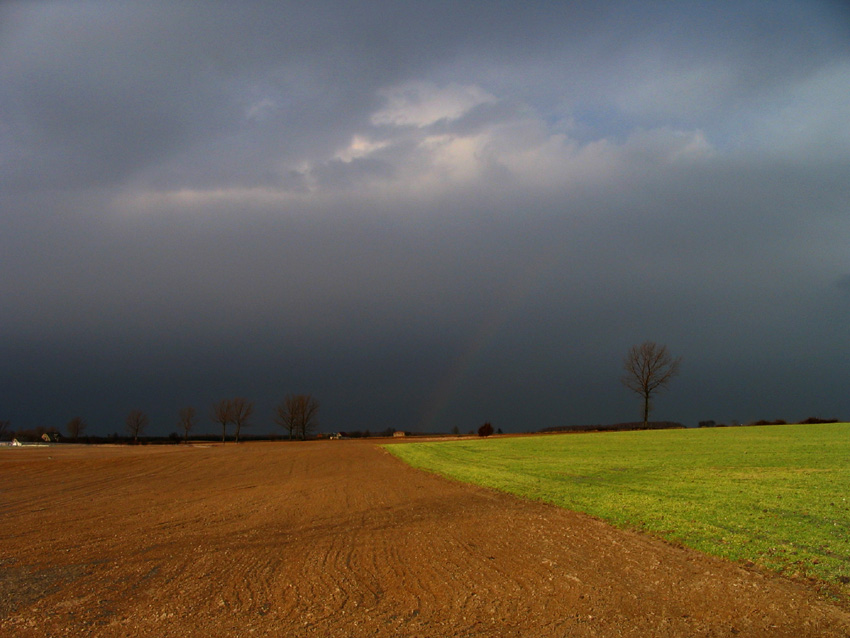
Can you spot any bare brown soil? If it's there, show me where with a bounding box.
[1,441,849,637]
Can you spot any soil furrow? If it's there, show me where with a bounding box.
[1,441,849,637]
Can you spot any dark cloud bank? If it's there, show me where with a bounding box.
[1,1,849,436]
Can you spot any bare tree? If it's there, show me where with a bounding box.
[66,416,86,441]
[230,397,254,444]
[275,400,297,440]
[125,409,149,444]
[297,395,319,440]
[621,341,681,428]
[275,394,319,440]
[178,406,196,443]
[212,399,232,443]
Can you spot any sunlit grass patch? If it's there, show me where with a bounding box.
[385,423,850,592]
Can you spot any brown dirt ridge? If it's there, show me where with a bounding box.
[1,441,848,637]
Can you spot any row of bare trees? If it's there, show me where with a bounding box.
[11,343,673,443]
[32,394,321,445]
[178,395,319,443]
[210,397,254,443]
[207,395,320,442]
[275,394,320,440]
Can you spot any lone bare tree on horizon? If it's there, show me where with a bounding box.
[621,341,681,428]
[125,409,148,445]
[275,394,319,440]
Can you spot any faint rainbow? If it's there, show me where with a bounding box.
[419,250,560,431]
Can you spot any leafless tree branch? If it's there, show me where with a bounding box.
[621,341,681,427]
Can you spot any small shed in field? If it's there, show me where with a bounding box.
[393,431,406,437]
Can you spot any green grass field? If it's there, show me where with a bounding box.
[385,423,850,591]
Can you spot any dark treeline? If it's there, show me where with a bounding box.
[698,417,841,428]
[539,422,686,434]
[336,429,395,439]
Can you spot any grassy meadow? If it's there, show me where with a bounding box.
[385,423,850,591]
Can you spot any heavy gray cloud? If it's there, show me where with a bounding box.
[2,1,849,435]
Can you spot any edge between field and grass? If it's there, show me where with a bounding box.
[383,423,850,599]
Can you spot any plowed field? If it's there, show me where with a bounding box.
[2,441,849,637]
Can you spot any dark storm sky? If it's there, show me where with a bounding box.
[2,1,849,436]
